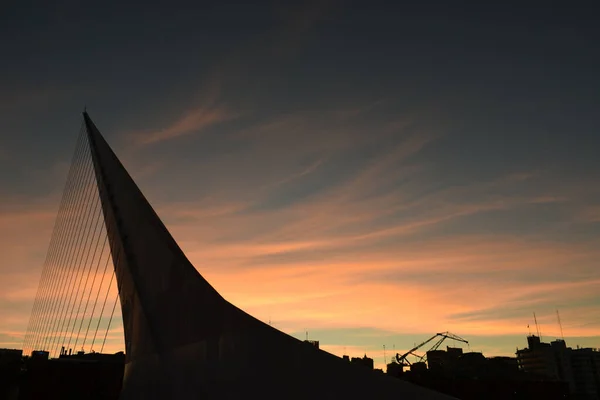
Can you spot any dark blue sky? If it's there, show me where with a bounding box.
[2,1,599,192]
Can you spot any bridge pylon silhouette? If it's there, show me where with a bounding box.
[23,112,453,399]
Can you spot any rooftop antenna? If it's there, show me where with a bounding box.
[305,329,308,341]
[556,309,565,340]
[533,312,542,340]
[383,345,387,365]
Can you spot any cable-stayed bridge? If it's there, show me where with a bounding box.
[23,122,123,359]
[22,112,453,399]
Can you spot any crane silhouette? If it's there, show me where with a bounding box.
[394,332,469,367]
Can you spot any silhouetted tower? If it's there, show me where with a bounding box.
[556,310,565,340]
[384,345,387,365]
[534,312,542,340]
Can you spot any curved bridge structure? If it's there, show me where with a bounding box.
[24,112,454,399]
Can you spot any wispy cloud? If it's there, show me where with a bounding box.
[122,1,336,149]
[133,106,238,145]
[578,206,600,223]
[269,158,326,187]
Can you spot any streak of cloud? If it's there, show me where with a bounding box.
[133,106,238,145]
[269,158,326,187]
[579,206,600,223]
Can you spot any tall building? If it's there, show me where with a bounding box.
[570,348,600,399]
[516,335,600,399]
[427,347,464,373]
[516,336,567,379]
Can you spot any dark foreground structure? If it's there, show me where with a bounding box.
[0,349,22,400]
[402,375,570,400]
[19,352,124,400]
[77,113,455,399]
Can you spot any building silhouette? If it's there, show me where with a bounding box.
[571,348,600,399]
[0,349,22,400]
[385,342,574,399]
[516,335,570,379]
[350,355,374,370]
[19,351,124,400]
[517,335,600,399]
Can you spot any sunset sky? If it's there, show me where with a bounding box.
[1,1,599,369]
